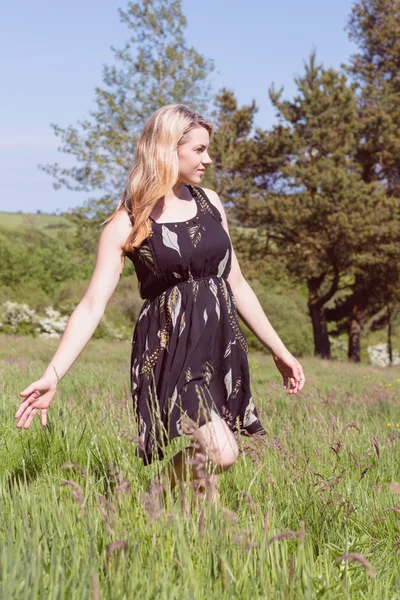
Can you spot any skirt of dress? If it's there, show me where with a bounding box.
[130,274,266,464]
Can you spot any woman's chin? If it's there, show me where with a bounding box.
[183,174,203,185]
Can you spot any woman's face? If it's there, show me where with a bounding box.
[177,126,212,185]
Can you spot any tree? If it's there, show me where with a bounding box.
[248,53,385,359]
[337,0,400,360]
[325,196,400,361]
[204,89,276,279]
[345,0,400,196]
[40,0,214,257]
[207,89,259,219]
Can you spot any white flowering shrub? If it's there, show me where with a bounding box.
[0,301,37,334]
[35,306,69,339]
[367,343,400,367]
[1,301,36,327]
[0,300,129,341]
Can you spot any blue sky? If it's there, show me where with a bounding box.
[1,0,356,214]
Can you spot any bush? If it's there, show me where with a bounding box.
[0,301,37,335]
[329,335,348,361]
[35,307,69,339]
[367,343,400,367]
[92,316,130,341]
[0,301,69,338]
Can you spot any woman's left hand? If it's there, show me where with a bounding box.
[273,351,305,394]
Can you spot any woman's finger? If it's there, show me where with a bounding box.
[41,409,48,427]
[298,373,305,390]
[19,383,41,397]
[297,365,305,390]
[23,408,38,429]
[16,405,33,428]
[15,389,41,416]
[15,398,33,419]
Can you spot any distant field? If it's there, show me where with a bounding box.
[1,334,399,599]
[0,212,73,233]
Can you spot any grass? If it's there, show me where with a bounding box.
[1,333,399,599]
[0,212,73,237]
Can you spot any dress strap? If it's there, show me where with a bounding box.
[188,185,223,223]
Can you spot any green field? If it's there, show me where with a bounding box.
[0,212,73,237]
[0,212,72,231]
[1,334,399,599]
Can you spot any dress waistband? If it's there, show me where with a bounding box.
[147,274,227,302]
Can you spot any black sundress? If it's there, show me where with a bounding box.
[127,185,266,464]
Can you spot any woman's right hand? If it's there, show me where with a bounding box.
[15,376,58,429]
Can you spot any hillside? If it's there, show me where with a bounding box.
[0,212,73,237]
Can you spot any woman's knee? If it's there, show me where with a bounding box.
[214,440,239,470]
[194,416,239,471]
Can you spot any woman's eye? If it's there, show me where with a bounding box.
[196,149,202,153]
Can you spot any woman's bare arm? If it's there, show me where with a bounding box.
[15,208,134,429]
[42,208,133,384]
[202,187,305,393]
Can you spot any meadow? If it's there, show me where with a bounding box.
[0,212,72,235]
[0,334,399,599]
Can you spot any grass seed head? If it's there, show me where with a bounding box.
[61,462,88,478]
[337,553,374,578]
[106,540,128,570]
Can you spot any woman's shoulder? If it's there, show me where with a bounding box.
[117,205,135,227]
[198,187,225,220]
[101,206,134,251]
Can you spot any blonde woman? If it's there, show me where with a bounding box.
[15,104,305,501]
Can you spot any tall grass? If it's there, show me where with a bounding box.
[1,334,399,599]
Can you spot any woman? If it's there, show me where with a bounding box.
[15,104,305,501]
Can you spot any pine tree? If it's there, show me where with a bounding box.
[40,0,214,259]
[338,0,400,360]
[325,196,400,361]
[345,0,400,194]
[206,89,272,279]
[250,53,384,359]
[207,89,259,220]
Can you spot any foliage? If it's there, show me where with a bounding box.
[328,0,400,362]
[0,301,37,336]
[345,0,400,196]
[0,301,68,338]
[35,307,70,339]
[248,54,371,358]
[247,51,400,361]
[0,300,131,342]
[205,89,261,224]
[0,226,84,296]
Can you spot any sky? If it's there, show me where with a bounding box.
[1,0,357,214]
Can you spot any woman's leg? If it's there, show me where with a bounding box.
[160,413,239,502]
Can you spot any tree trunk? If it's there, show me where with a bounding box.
[308,302,331,359]
[307,277,331,359]
[387,304,393,366]
[348,305,361,362]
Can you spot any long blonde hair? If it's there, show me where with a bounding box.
[104,103,213,255]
